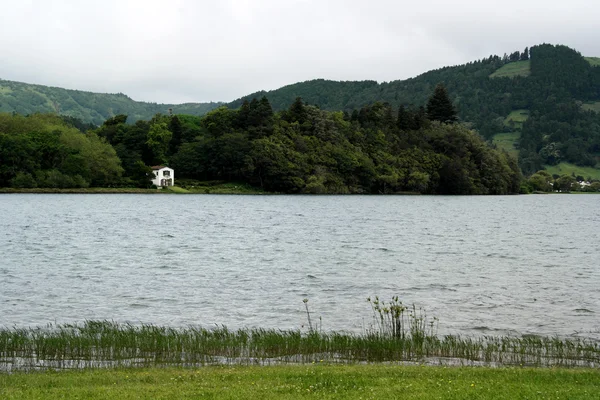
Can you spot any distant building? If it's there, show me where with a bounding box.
[151,166,174,187]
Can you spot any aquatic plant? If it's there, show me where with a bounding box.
[0,299,598,372]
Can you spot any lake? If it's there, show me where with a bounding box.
[1,194,598,339]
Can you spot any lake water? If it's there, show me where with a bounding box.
[1,194,599,339]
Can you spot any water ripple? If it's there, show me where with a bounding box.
[0,194,598,339]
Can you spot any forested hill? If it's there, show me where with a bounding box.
[0,79,222,125]
[3,44,600,176]
[228,44,600,174]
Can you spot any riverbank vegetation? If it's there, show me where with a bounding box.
[2,300,598,396]
[1,310,598,372]
[2,364,599,399]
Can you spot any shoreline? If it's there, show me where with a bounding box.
[1,187,598,195]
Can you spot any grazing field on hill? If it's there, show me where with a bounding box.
[489,61,531,78]
[1,365,599,400]
[585,57,600,66]
[544,162,600,180]
[582,101,600,113]
[491,132,520,158]
[503,109,529,128]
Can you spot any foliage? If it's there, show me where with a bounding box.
[426,84,457,123]
[0,79,222,125]
[0,113,122,188]
[226,44,600,175]
[3,44,600,177]
[524,169,600,192]
[0,86,522,194]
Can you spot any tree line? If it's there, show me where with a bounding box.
[1,85,525,195]
[229,45,600,175]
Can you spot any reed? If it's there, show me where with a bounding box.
[1,301,598,372]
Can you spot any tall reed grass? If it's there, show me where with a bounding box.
[1,299,598,372]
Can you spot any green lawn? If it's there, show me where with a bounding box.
[491,132,520,158]
[489,61,531,78]
[582,101,600,113]
[1,365,599,400]
[585,57,600,67]
[544,162,600,180]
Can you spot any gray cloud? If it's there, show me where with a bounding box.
[1,0,599,103]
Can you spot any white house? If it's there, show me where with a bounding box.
[151,166,174,187]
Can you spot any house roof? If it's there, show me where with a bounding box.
[151,165,172,170]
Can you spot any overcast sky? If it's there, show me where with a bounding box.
[1,0,599,104]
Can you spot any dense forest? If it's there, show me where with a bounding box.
[229,45,600,175]
[0,85,526,194]
[2,43,600,191]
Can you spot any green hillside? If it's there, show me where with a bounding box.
[0,79,222,125]
[586,57,600,66]
[228,45,600,175]
[544,162,600,180]
[2,43,600,178]
[582,101,600,113]
[489,60,531,78]
[492,132,520,158]
[504,109,529,127]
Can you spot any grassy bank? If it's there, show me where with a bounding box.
[2,364,599,399]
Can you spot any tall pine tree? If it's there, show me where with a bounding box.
[426,84,457,124]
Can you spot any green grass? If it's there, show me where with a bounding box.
[582,101,600,113]
[165,185,190,194]
[585,57,600,67]
[1,365,599,399]
[489,61,531,78]
[490,109,528,158]
[491,132,520,158]
[504,109,529,127]
[544,162,600,180]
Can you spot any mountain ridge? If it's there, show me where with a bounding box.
[1,45,598,127]
[0,78,223,125]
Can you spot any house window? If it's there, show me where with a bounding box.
[163,170,170,177]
